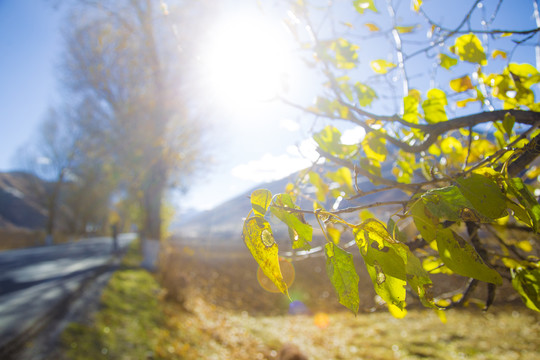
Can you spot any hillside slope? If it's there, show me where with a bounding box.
[0,171,49,230]
[172,163,407,247]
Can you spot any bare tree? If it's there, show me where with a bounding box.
[60,0,206,267]
[19,106,81,244]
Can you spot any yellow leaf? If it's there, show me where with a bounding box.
[435,309,447,324]
[422,88,448,123]
[492,50,507,59]
[370,59,396,74]
[388,302,407,318]
[440,136,463,154]
[242,217,289,298]
[364,23,380,32]
[354,0,378,14]
[439,53,458,70]
[412,0,423,12]
[408,89,422,102]
[454,33,487,66]
[516,240,533,252]
[327,226,341,244]
[428,144,441,156]
[450,75,474,92]
[395,25,416,34]
[456,98,478,108]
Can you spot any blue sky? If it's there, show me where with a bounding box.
[0,0,538,212]
[0,0,320,211]
[0,1,63,170]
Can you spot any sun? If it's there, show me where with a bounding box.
[200,13,291,108]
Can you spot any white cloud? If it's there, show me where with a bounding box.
[287,137,320,162]
[231,153,313,183]
[341,126,365,145]
[279,118,300,132]
[232,131,359,184]
[231,137,322,183]
[36,156,51,165]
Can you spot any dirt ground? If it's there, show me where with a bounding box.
[154,239,540,360]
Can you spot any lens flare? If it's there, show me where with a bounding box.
[313,312,330,329]
[256,258,295,293]
[289,300,310,315]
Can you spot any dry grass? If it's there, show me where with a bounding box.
[155,240,540,359]
[0,228,45,250]
[0,229,88,251]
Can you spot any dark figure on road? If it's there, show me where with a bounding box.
[111,223,119,253]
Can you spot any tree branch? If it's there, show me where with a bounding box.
[507,132,540,177]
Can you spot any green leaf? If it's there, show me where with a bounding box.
[421,186,478,222]
[452,33,487,66]
[511,268,540,312]
[325,242,360,314]
[270,193,313,250]
[354,226,407,313]
[331,38,360,69]
[507,199,533,228]
[354,82,378,106]
[326,167,355,196]
[439,53,458,70]
[353,0,378,14]
[436,228,502,285]
[354,219,434,314]
[242,217,289,298]
[313,125,357,158]
[387,218,407,244]
[409,199,438,244]
[503,112,515,136]
[395,153,415,184]
[455,173,507,220]
[313,97,349,118]
[251,189,272,216]
[359,157,382,181]
[308,171,329,202]
[422,88,448,123]
[362,132,387,162]
[506,177,540,232]
[409,200,503,285]
[370,59,396,74]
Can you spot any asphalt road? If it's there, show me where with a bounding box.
[0,234,136,356]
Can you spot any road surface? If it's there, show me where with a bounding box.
[0,234,136,357]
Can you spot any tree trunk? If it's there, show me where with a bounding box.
[45,169,66,245]
[140,159,167,271]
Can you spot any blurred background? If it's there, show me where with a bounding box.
[0,1,539,359]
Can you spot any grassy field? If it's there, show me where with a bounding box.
[58,239,540,359]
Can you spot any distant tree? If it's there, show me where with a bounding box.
[243,0,540,316]
[59,0,207,268]
[20,106,81,244]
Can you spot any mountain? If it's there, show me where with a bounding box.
[172,163,408,246]
[173,176,293,244]
[0,171,49,230]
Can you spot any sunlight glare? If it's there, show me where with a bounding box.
[201,14,290,107]
[257,259,295,293]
